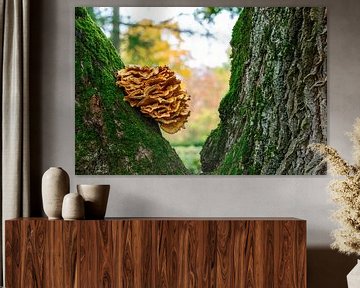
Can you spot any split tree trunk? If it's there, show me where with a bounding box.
[75,8,188,175]
[201,7,327,175]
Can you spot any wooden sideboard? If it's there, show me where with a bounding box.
[5,218,306,287]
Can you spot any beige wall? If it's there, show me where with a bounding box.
[29,0,360,286]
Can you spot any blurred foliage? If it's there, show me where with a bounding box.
[173,145,202,174]
[193,7,242,24]
[87,7,192,78]
[166,109,219,146]
[164,67,230,147]
[86,7,113,29]
[121,19,192,78]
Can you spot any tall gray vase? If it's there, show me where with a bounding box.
[42,167,70,219]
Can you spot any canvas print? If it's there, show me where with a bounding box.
[75,7,327,175]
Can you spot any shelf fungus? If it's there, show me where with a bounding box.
[116,65,190,134]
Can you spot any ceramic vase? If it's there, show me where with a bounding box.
[62,192,85,220]
[77,184,110,219]
[42,167,70,219]
[347,259,360,288]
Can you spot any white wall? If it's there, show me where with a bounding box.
[34,0,360,247]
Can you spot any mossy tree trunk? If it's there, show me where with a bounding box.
[75,8,188,175]
[201,7,327,175]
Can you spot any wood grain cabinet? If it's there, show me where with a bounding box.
[5,218,306,287]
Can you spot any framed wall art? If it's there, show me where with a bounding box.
[75,6,327,175]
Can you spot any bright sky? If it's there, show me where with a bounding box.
[98,7,238,68]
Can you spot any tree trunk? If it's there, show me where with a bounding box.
[201,7,327,175]
[75,8,188,175]
[111,7,120,52]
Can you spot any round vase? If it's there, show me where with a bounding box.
[62,192,85,220]
[42,167,70,219]
[77,184,110,219]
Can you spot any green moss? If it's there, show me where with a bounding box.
[200,124,227,172]
[217,125,251,174]
[200,8,254,173]
[219,8,254,117]
[203,8,266,174]
[75,7,188,175]
[217,86,269,174]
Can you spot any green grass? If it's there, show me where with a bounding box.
[173,145,202,174]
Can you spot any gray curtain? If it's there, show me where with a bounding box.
[0,0,30,284]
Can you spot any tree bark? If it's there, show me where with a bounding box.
[75,8,188,175]
[201,7,327,175]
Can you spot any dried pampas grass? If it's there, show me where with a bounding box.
[310,118,360,256]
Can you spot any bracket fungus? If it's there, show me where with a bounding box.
[116,65,191,134]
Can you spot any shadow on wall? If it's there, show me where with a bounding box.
[308,248,357,288]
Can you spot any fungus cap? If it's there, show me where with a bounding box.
[116,65,190,134]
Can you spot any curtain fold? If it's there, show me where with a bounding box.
[0,0,30,284]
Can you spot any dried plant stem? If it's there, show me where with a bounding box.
[310,118,360,256]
